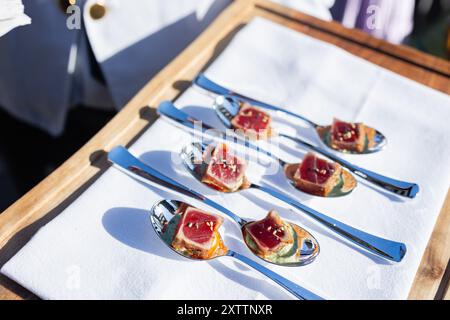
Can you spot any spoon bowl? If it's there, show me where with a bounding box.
[214,95,387,154]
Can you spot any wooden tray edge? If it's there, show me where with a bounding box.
[1,0,449,300]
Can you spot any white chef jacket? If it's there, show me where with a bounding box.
[0,0,333,136]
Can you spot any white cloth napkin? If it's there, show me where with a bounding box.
[0,0,30,37]
[2,17,450,300]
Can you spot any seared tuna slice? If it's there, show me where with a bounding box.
[172,206,226,259]
[231,103,272,139]
[294,152,342,197]
[243,210,293,256]
[331,118,366,153]
[202,143,247,192]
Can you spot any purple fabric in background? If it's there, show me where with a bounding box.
[332,0,415,44]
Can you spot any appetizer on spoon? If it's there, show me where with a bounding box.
[157,101,419,199]
[181,141,405,262]
[193,142,355,198]
[151,200,323,300]
[108,146,320,267]
[195,74,387,154]
[284,152,356,197]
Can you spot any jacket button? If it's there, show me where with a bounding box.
[90,2,107,20]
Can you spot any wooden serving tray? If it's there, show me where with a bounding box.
[0,0,449,300]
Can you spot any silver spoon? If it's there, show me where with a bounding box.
[108,146,320,267]
[181,142,407,262]
[157,101,419,199]
[195,74,387,154]
[150,199,323,300]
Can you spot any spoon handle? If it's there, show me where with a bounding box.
[252,184,406,262]
[227,251,323,300]
[194,74,318,127]
[279,133,419,199]
[158,101,419,199]
[108,146,246,226]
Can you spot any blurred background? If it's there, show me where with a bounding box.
[0,0,449,212]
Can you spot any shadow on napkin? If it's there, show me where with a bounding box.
[102,207,183,261]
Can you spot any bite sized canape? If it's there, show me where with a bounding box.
[201,143,248,192]
[293,152,343,197]
[170,204,228,260]
[329,118,376,153]
[231,103,273,140]
[244,210,293,254]
[242,211,304,264]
